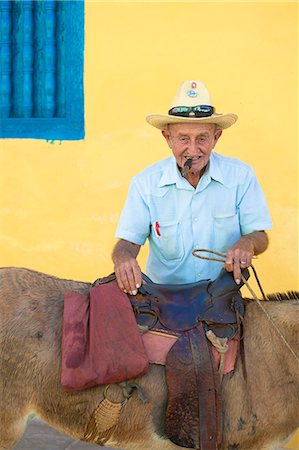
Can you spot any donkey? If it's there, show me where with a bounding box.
[0,267,298,450]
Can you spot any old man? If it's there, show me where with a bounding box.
[112,80,272,294]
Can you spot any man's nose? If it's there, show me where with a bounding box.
[187,140,199,155]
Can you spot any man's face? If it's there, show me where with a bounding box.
[162,123,222,175]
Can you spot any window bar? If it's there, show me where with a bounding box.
[44,0,57,118]
[0,0,12,118]
[12,1,23,118]
[56,0,66,118]
[22,0,34,118]
[33,0,43,118]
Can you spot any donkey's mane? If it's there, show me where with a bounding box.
[266,291,299,302]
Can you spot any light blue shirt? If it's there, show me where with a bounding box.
[116,153,272,284]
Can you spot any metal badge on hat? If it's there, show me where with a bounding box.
[187,81,198,98]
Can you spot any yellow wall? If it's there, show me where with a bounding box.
[0,2,298,448]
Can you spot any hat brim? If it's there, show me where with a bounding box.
[146,113,238,130]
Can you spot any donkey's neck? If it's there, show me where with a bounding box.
[222,300,299,450]
[244,300,298,372]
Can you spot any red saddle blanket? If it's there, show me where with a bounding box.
[61,282,238,392]
[61,281,149,392]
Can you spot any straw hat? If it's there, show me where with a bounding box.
[146,80,238,130]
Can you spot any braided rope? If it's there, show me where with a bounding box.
[206,330,228,382]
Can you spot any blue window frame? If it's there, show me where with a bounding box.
[0,0,84,140]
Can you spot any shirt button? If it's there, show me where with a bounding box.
[192,216,198,223]
[196,272,201,278]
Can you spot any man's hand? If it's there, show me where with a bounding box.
[112,239,142,295]
[224,231,269,284]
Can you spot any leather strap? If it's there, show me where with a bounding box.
[189,323,222,449]
[92,273,116,286]
[165,323,222,449]
[165,331,200,448]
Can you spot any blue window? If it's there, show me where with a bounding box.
[0,0,84,140]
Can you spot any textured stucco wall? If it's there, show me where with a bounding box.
[0,3,298,445]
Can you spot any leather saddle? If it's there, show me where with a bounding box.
[130,268,246,334]
[129,268,249,450]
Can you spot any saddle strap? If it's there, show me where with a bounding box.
[190,323,222,449]
[165,323,222,450]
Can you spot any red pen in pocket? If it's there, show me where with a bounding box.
[154,221,161,237]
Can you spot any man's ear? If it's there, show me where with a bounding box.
[214,129,222,144]
[162,128,172,148]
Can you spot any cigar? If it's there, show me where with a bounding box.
[181,158,192,177]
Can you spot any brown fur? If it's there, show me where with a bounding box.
[0,267,298,450]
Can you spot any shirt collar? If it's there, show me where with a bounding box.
[158,157,190,189]
[206,153,225,184]
[158,153,225,189]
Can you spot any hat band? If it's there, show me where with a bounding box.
[168,105,214,118]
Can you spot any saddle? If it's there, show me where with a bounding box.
[131,268,245,332]
[128,268,249,450]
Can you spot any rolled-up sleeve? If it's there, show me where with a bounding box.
[115,178,151,245]
[237,168,272,235]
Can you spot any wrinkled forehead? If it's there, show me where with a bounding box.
[166,122,217,135]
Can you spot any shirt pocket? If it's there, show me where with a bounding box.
[212,212,240,252]
[151,221,185,261]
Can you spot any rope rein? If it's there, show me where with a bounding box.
[192,249,299,365]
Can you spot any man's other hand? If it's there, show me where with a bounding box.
[112,239,142,295]
[225,231,269,284]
